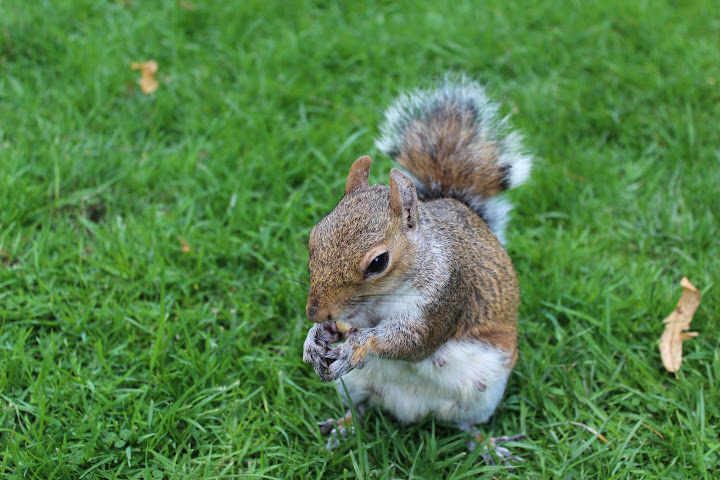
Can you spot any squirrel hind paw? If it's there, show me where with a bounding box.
[317,414,357,451]
[468,433,527,468]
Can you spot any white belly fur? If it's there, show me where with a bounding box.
[336,340,511,426]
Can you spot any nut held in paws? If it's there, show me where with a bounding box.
[336,320,351,333]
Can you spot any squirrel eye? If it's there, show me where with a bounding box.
[366,252,389,275]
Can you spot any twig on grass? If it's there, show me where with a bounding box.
[569,421,609,443]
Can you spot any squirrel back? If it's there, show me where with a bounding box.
[375,75,532,244]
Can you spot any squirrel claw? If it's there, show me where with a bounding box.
[318,419,336,435]
[317,412,359,451]
[324,423,354,451]
[304,321,366,381]
[303,323,344,380]
[317,420,347,450]
[326,349,355,380]
[469,433,526,468]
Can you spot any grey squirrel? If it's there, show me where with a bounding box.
[302,75,532,458]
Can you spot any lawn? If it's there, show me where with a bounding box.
[1,0,718,478]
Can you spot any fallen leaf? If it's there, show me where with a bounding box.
[178,236,191,253]
[658,277,702,374]
[179,0,197,10]
[130,60,159,94]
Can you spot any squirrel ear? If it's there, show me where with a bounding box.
[389,169,419,230]
[345,156,372,195]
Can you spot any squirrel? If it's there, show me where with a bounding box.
[302,75,532,458]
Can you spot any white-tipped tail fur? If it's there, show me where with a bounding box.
[375,74,532,243]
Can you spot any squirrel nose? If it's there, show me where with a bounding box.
[306,297,332,323]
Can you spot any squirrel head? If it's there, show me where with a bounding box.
[306,156,420,323]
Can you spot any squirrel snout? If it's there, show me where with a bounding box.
[306,297,331,323]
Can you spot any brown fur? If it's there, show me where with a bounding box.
[395,109,507,202]
[414,198,519,362]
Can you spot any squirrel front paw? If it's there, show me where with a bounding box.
[303,322,342,379]
[324,331,367,380]
[304,324,368,381]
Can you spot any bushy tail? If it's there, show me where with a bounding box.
[375,74,532,244]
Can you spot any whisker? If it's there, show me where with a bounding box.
[265,270,310,289]
[294,236,309,251]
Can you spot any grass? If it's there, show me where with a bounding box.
[1,0,718,478]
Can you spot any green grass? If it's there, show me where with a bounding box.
[1,0,718,478]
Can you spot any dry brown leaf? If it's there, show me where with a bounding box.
[179,0,197,10]
[178,236,191,253]
[130,60,159,94]
[658,277,702,374]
